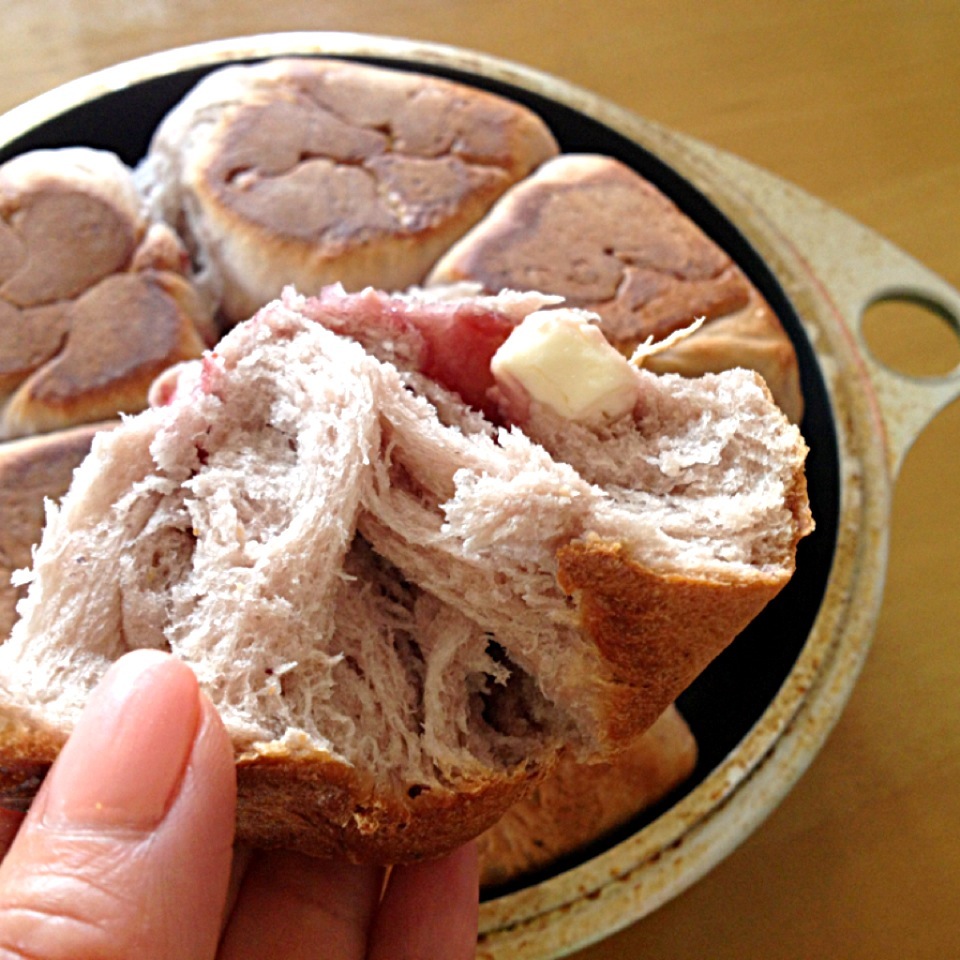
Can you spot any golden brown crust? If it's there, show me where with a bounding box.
[477,705,697,888]
[234,749,544,863]
[641,294,805,424]
[427,153,804,421]
[0,713,65,812]
[557,535,801,741]
[0,717,543,863]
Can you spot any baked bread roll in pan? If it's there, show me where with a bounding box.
[0,148,214,439]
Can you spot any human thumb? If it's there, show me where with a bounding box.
[0,650,236,960]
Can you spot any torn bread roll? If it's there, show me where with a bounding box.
[0,147,216,439]
[477,704,697,889]
[0,431,698,881]
[137,58,560,325]
[0,285,812,862]
[427,153,804,422]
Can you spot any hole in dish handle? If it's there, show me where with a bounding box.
[861,294,960,378]
[846,256,960,479]
[855,284,960,477]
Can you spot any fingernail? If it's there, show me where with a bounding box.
[41,651,201,832]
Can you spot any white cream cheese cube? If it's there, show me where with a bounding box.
[491,309,638,422]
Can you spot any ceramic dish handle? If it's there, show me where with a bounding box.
[702,149,960,479]
[775,188,960,478]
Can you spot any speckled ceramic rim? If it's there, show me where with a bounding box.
[3,32,960,960]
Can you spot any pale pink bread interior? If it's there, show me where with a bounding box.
[0,286,812,862]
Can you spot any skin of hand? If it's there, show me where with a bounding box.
[0,650,480,959]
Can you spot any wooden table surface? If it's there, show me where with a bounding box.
[2,2,959,957]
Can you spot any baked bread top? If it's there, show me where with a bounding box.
[427,153,804,422]
[0,148,215,439]
[137,58,560,325]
